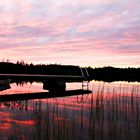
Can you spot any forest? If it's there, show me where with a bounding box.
[0,61,140,82]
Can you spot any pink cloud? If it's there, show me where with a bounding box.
[70,0,113,6]
[0,0,140,67]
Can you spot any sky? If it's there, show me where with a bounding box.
[0,0,140,67]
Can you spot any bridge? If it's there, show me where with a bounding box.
[0,67,90,91]
[0,67,89,80]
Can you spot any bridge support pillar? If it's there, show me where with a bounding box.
[43,80,66,93]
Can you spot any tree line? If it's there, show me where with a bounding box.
[0,62,140,82]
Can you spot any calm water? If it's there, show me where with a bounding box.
[0,81,140,140]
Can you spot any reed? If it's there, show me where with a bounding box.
[0,82,139,140]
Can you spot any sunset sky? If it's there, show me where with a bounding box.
[0,0,140,67]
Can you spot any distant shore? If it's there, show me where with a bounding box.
[0,62,140,82]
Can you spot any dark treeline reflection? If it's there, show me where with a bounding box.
[0,84,139,140]
[0,62,140,82]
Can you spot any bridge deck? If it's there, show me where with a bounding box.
[0,74,85,81]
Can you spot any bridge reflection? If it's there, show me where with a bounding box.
[0,89,92,102]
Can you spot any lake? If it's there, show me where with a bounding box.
[0,81,140,140]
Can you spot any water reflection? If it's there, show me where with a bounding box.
[0,82,140,140]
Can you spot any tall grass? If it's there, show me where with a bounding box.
[89,83,140,140]
[0,83,139,140]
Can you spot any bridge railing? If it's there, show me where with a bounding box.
[79,67,90,80]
